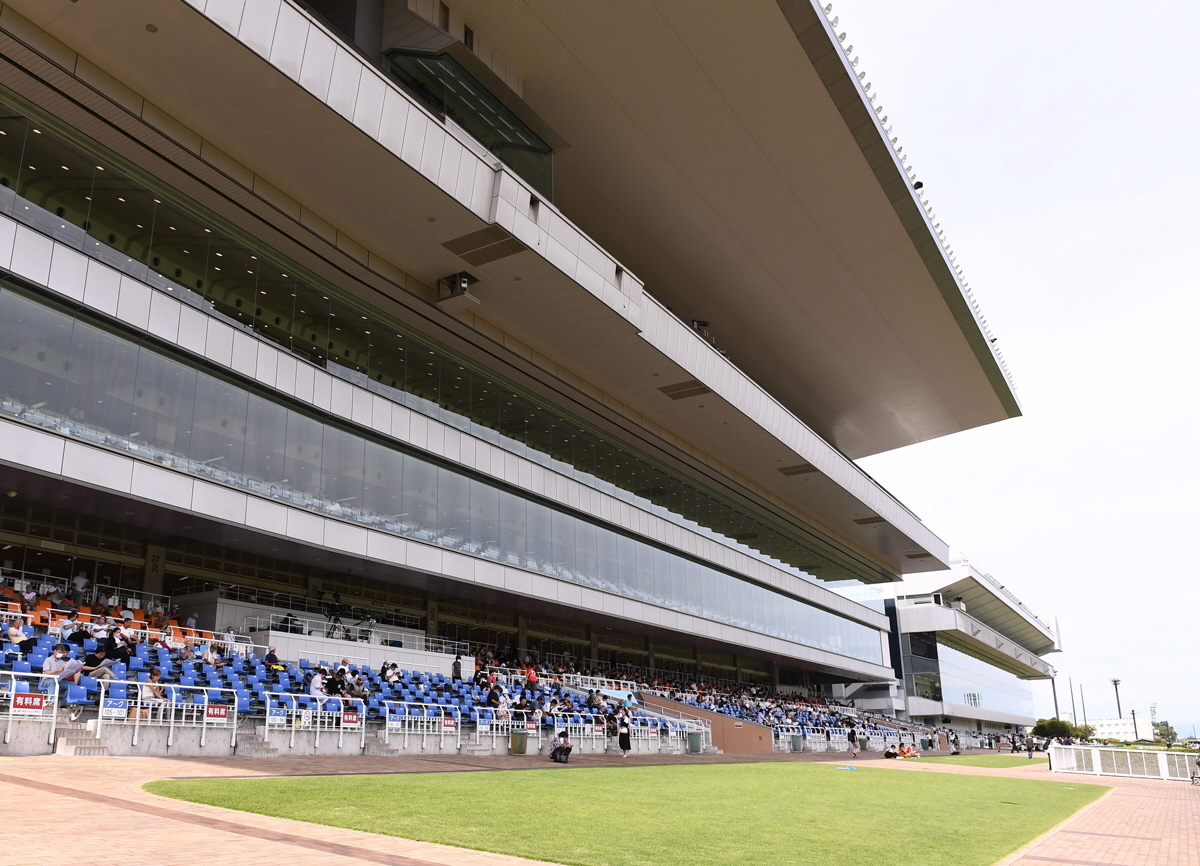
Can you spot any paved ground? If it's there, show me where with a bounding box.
[0,749,1194,866]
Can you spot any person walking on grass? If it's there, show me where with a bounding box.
[847,726,859,758]
[1025,734,1036,759]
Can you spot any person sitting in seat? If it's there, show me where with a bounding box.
[549,730,574,764]
[264,647,286,673]
[43,644,85,684]
[202,644,226,669]
[140,667,167,708]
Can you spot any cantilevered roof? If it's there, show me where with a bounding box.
[440,0,1020,458]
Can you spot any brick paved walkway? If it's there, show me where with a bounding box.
[0,751,1194,865]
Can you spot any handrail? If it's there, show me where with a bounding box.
[1,566,172,613]
[247,615,467,657]
[96,678,238,749]
[1,670,59,745]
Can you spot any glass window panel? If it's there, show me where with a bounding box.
[550,509,575,579]
[241,393,289,486]
[189,371,249,477]
[436,467,469,550]
[64,319,138,440]
[327,295,371,375]
[0,288,71,415]
[401,453,438,540]
[282,409,324,500]
[468,477,499,558]
[131,345,196,457]
[361,439,405,523]
[496,489,527,567]
[596,525,619,594]
[291,281,330,367]
[574,518,598,588]
[525,500,553,573]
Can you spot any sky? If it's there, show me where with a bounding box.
[842,1,1200,736]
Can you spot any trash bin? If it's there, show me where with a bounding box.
[687,732,703,754]
[510,731,528,755]
[920,738,931,750]
[790,734,805,753]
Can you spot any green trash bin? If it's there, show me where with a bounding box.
[510,731,529,755]
[687,732,703,754]
[920,738,931,751]
[790,734,805,753]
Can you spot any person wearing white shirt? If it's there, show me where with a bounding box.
[308,670,327,697]
[70,573,89,605]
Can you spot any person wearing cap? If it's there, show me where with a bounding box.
[264,647,285,671]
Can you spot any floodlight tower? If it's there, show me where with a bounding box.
[1111,678,1123,719]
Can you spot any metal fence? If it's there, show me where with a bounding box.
[1,671,60,745]
[94,679,240,748]
[1050,744,1199,781]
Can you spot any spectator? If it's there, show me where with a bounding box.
[847,726,859,758]
[264,647,286,672]
[70,572,89,605]
[140,667,167,706]
[550,730,574,764]
[617,712,632,757]
[308,668,327,697]
[42,644,84,684]
[452,655,462,681]
[185,612,198,629]
[9,618,37,655]
[202,644,226,669]
[81,647,115,680]
[59,611,87,646]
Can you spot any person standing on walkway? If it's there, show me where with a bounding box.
[617,712,632,757]
[847,726,859,758]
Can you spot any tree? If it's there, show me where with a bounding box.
[1031,718,1071,738]
[1072,724,1095,740]
[1154,720,1178,744]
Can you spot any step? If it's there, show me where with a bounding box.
[236,743,278,758]
[364,744,401,757]
[56,736,109,757]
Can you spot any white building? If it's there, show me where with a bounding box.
[1089,715,1152,742]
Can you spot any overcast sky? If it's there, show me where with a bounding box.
[842,0,1200,735]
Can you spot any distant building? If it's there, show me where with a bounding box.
[837,557,1059,733]
[1089,715,1152,741]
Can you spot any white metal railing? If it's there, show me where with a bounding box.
[0,567,172,616]
[245,615,466,656]
[95,679,239,748]
[380,700,463,751]
[1050,744,1199,782]
[265,692,366,750]
[179,581,423,630]
[1,671,60,745]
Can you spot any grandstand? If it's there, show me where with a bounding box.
[0,0,1029,760]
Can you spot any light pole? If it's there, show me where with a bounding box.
[1069,677,1078,726]
[1130,708,1138,741]
[1080,686,1088,728]
[1050,677,1060,719]
[1111,678,1123,719]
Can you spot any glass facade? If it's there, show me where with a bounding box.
[386,50,554,200]
[901,632,1034,717]
[0,283,883,663]
[0,86,878,588]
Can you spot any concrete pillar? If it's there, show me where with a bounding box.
[354,0,384,60]
[588,626,599,665]
[735,654,743,684]
[647,640,657,672]
[426,600,438,638]
[517,615,528,652]
[143,545,166,596]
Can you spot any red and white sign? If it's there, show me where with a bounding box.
[734,722,744,728]
[593,724,605,735]
[12,693,44,715]
[526,721,537,732]
[341,711,361,728]
[205,705,229,721]
[441,717,457,731]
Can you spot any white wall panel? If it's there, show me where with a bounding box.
[268,3,309,81]
[297,27,336,101]
[61,442,133,493]
[146,291,182,343]
[230,331,259,377]
[326,47,361,120]
[203,317,235,367]
[322,519,367,556]
[352,70,386,139]
[0,419,65,474]
[204,0,246,35]
[245,497,289,535]
[237,0,281,59]
[130,462,194,510]
[191,480,248,524]
[115,275,152,329]
[0,215,15,269]
[46,246,88,303]
[9,226,53,285]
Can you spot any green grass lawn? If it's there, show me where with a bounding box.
[147,762,1105,866]
[921,753,1050,768]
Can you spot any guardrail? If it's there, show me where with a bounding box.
[265,692,367,750]
[94,679,240,748]
[1,671,60,745]
[1050,744,1199,782]
[245,615,466,657]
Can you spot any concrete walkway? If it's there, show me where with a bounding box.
[0,750,1194,866]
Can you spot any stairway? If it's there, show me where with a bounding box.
[234,728,279,757]
[53,715,109,756]
[362,732,400,757]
